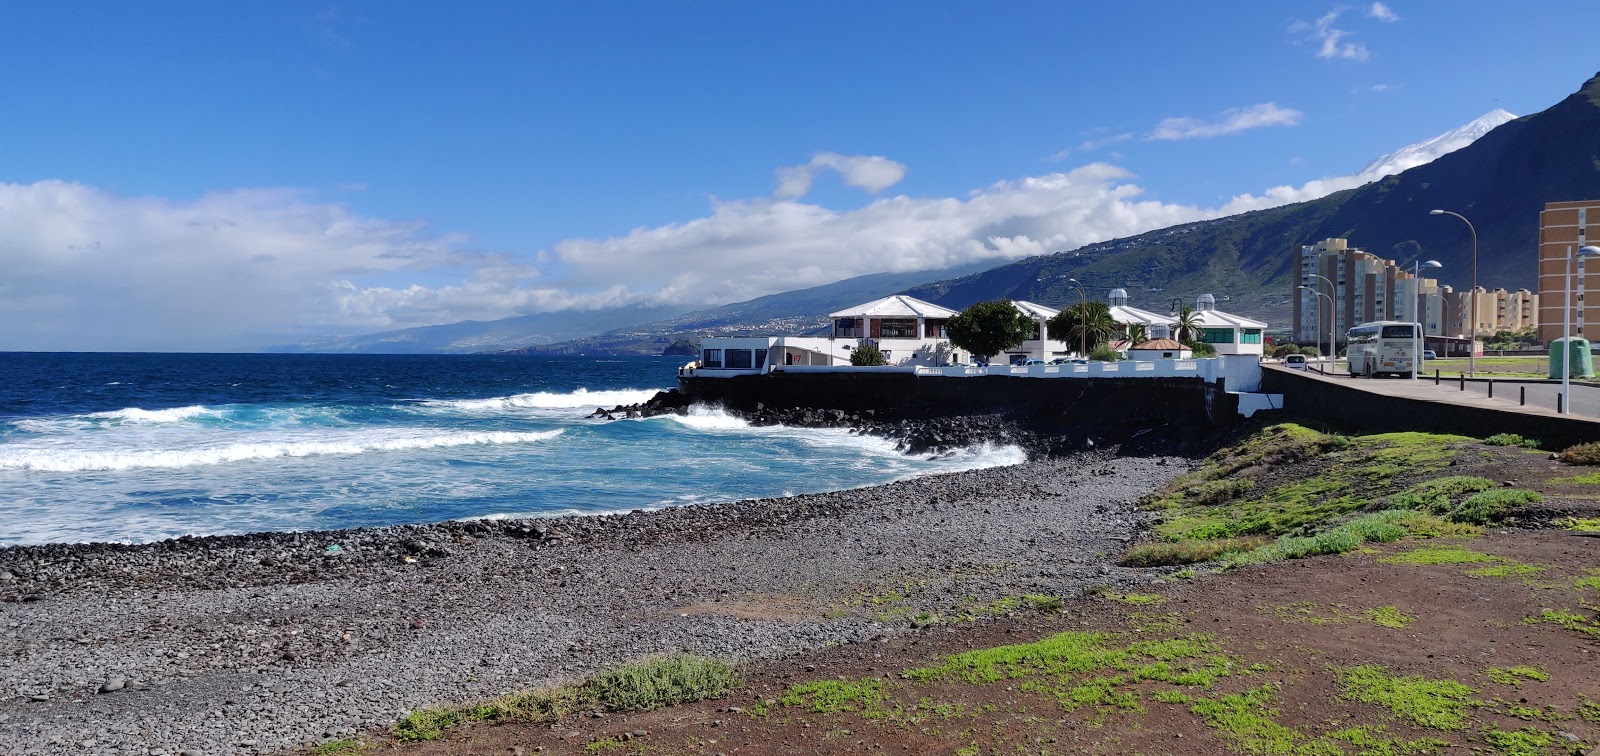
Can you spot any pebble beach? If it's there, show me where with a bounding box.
[0,444,1193,755]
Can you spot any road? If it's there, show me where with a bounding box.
[1282,360,1600,419]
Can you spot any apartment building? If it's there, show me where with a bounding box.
[1292,238,1417,345]
[1537,200,1600,343]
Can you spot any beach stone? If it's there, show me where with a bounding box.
[100,677,127,693]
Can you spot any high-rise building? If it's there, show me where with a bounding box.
[1292,238,1419,346]
[1537,200,1600,343]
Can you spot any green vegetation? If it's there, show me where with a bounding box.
[311,740,369,755]
[1388,476,1497,513]
[848,343,886,366]
[1365,606,1415,629]
[1096,589,1165,605]
[1450,489,1542,525]
[1483,433,1541,449]
[583,738,643,754]
[1566,517,1600,531]
[1524,608,1600,639]
[1335,665,1477,731]
[780,678,891,715]
[1119,536,1268,567]
[1221,510,1466,568]
[1088,344,1122,362]
[946,300,1034,361]
[1482,727,1555,755]
[1576,569,1600,591]
[1484,666,1549,686]
[590,653,739,711]
[1464,563,1546,578]
[1047,300,1117,353]
[1556,441,1600,465]
[393,653,735,742]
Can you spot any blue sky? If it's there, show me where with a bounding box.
[1,1,1595,350]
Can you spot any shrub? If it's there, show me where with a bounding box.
[1484,433,1541,449]
[1182,340,1217,357]
[849,343,887,366]
[1558,441,1600,465]
[1088,344,1121,362]
[1449,489,1542,525]
[589,653,739,711]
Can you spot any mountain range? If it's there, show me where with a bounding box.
[284,71,1600,354]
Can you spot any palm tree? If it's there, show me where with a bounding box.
[1124,323,1149,346]
[1173,306,1202,343]
[1048,301,1117,354]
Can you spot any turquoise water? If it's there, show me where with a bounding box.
[0,353,1022,545]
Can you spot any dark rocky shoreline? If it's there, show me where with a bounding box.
[0,400,1207,754]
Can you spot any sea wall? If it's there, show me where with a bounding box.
[679,371,1238,435]
[1260,367,1600,448]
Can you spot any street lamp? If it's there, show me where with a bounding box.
[1308,274,1336,360]
[1431,209,1479,376]
[1411,259,1442,380]
[1560,245,1600,414]
[1298,285,1333,363]
[1065,278,1089,357]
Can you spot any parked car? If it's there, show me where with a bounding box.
[1422,350,1437,360]
[1022,359,1047,366]
[1285,354,1308,370]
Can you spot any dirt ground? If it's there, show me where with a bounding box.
[357,525,1598,756]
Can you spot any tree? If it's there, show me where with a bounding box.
[945,300,1034,362]
[849,343,887,366]
[1048,301,1117,354]
[1088,344,1122,362]
[1173,306,1202,343]
[1124,323,1149,347]
[1183,339,1217,357]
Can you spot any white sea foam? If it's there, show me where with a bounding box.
[660,405,754,431]
[0,429,565,472]
[92,405,221,423]
[421,388,662,412]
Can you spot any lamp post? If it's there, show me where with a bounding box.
[1067,277,1088,357]
[1561,245,1600,414]
[1431,210,1478,376]
[1411,259,1442,380]
[1169,298,1184,342]
[1308,274,1336,361]
[1298,285,1332,363]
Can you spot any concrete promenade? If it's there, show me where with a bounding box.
[1282,360,1600,418]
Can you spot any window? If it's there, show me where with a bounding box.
[1241,329,1262,344]
[879,318,917,338]
[834,318,861,338]
[1380,324,1416,339]
[754,350,767,369]
[726,349,753,369]
[924,319,947,338]
[701,349,722,368]
[1199,328,1234,344]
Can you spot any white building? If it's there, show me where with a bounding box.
[693,294,963,374]
[1188,294,1267,356]
[1003,300,1074,363]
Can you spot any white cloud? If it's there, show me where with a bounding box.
[1291,10,1371,61]
[772,152,907,199]
[1,111,1509,351]
[1146,103,1303,141]
[1367,2,1401,22]
[1047,148,1072,162]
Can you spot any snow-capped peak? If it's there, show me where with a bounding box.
[1356,108,1517,181]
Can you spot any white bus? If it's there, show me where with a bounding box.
[1346,321,1421,378]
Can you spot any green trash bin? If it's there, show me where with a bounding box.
[1550,337,1594,378]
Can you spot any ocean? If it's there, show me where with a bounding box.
[0,353,1023,546]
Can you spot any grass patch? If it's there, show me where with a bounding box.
[1096,589,1165,605]
[1119,536,1270,567]
[1566,517,1600,531]
[1555,473,1600,485]
[591,653,739,711]
[1335,664,1478,731]
[780,678,891,716]
[1483,727,1555,756]
[393,653,734,741]
[583,738,643,753]
[1377,546,1499,566]
[311,740,369,755]
[1484,666,1549,686]
[1483,433,1541,449]
[1576,569,1600,591]
[1388,476,1496,514]
[1524,608,1600,639]
[1221,509,1456,568]
[1464,563,1546,579]
[1365,606,1414,629]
